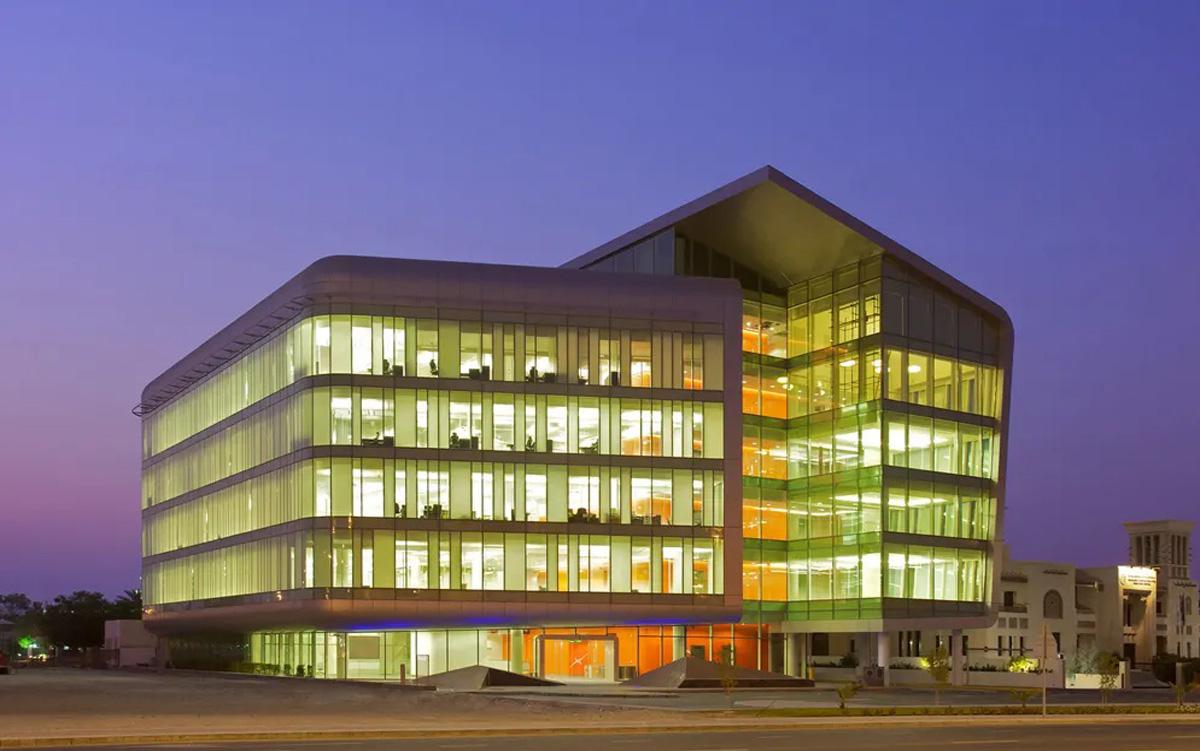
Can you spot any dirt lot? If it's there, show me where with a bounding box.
[0,668,655,739]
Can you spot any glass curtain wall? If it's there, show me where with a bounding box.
[143,316,721,460]
[676,236,1003,628]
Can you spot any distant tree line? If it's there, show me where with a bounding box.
[1,590,141,652]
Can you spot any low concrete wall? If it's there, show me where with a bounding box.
[967,670,1062,689]
[1066,663,1127,690]
[887,669,935,685]
[815,665,1064,689]
[811,667,859,682]
[891,669,1061,689]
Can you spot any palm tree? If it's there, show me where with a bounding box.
[110,589,143,619]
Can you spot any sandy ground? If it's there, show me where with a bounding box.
[0,668,659,739]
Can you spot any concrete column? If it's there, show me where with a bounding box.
[856,631,872,680]
[950,628,965,686]
[877,631,891,687]
[509,629,524,674]
[786,633,802,677]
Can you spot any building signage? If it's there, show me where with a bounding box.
[1118,565,1156,590]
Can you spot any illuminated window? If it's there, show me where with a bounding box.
[811,295,833,351]
[836,289,860,344]
[580,540,610,592]
[788,302,809,356]
[351,317,373,375]
[630,334,652,387]
[525,538,548,591]
[761,303,787,357]
[742,301,763,353]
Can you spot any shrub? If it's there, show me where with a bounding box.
[1070,645,1098,676]
[1009,688,1039,709]
[839,653,860,668]
[718,660,738,706]
[836,681,861,711]
[1007,656,1039,674]
[1097,652,1121,704]
[925,646,952,706]
[1174,678,1200,709]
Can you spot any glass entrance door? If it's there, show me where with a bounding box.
[538,636,616,682]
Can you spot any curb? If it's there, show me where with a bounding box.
[3,713,1199,748]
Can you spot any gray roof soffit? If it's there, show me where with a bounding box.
[561,165,1011,326]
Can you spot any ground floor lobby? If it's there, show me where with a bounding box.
[247,624,776,682]
[220,619,976,684]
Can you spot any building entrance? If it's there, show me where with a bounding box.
[535,634,617,682]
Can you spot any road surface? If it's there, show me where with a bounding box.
[23,722,1200,751]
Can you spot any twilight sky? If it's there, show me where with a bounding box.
[1,1,1197,599]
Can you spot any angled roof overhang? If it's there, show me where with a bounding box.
[562,166,1011,327]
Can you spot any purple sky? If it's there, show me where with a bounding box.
[2,2,1197,599]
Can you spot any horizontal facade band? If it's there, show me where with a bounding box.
[143,588,744,635]
[143,446,727,517]
[141,515,730,565]
[145,372,726,467]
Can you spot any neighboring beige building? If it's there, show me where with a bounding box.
[1076,565,1157,663]
[966,520,1195,668]
[805,519,1195,678]
[972,559,1157,666]
[1126,520,1198,659]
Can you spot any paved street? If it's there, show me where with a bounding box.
[489,684,1180,711]
[23,722,1200,751]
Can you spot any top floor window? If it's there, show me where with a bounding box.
[631,333,652,387]
[142,314,724,459]
[525,328,558,382]
[416,320,439,377]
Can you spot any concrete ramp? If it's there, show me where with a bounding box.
[418,665,562,690]
[624,656,813,688]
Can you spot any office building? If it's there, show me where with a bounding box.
[139,167,1013,681]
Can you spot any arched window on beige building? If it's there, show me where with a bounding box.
[1043,589,1064,620]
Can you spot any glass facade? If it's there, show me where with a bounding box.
[143,315,720,459]
[141,303,733,626]
[586,230,1007,632]
[141,178,1010,681]
[145,528,725,602]
[142,387,724,508]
